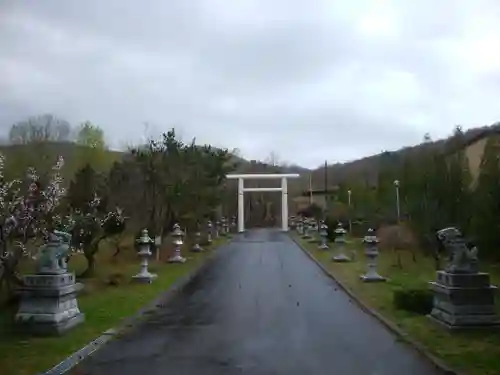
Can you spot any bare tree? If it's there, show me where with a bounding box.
[9,114,72,144]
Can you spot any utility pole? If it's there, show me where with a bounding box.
[324,160,327,191]
[309,172,313,205]
[324,160,328,215]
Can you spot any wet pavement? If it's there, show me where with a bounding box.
[75,229,442,375]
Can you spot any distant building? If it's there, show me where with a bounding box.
[292,187,340,211]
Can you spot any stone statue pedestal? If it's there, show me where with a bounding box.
[428,270,499,329]
[15,272,85,336]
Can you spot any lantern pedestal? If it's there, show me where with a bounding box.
[360,251,386,282]
[168,254,186,263]
[318,241,329,250]
[132,256,157,284]
[302,226,312,239]
[333,254,351,262]
[191,232,203,252]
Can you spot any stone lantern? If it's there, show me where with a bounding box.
[168,223,186,263]
[360,228,385,282]
[220,217,228,236]
[132,229,157,283]
[311,219,318,233]
[191,230,203,252]
[332,223,351,262]
[215,219,220,238]
[302,219,312,239]
[231,216,237,232]
[297,218,304,235]
[289,216,297,230]
[206,220,213,245]
[309,219,320,243]
[318,221,329,250]
[15,230,85,335]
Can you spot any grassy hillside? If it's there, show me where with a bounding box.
[0,142,123,183]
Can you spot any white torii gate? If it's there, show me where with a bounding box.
[226,173,300,232]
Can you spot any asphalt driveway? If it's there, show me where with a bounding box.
[73,229,441,375]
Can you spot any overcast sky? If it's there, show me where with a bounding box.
[1,1,500,168]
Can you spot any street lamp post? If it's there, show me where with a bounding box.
[347,189,352,233]
[394,180,400,222]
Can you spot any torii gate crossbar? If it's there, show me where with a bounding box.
[226,173,300,232]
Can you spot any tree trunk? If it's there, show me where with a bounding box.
[111,237,122,257]
[81,237,105,278]
[81,251,96,278]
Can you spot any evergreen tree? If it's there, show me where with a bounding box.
[376,153,399,222]
[442,126,473,232]
[473,136,500,259]
[67,164,106,213]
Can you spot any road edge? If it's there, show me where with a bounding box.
[290,235,464,375]
[38,238,232,375]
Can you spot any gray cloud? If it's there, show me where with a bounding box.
[1,0,500,168]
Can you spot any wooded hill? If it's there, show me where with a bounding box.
[0,141,309,189]
[2,120,499,194]
[307,122,500,190]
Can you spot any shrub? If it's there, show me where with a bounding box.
[392,288,433,315]
[106,272,126,286]
[377,223,418,250]
[350,220,369,237]
[378,223,418,266]
[298,203,323,219]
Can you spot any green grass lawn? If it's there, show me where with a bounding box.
[0,236,228,375]
[294,233,500,375]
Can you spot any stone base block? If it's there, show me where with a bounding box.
[17,312,85,336]
[318,244,329,250]
[428,270,500,330]
[16,272,85,337]
[24,273,77,289]
[333,254,351,262]
[168,255,186,263]
[427,313,500,330]
[132,272,157,284]
[360,274,386,282]
[436,271,491,288]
